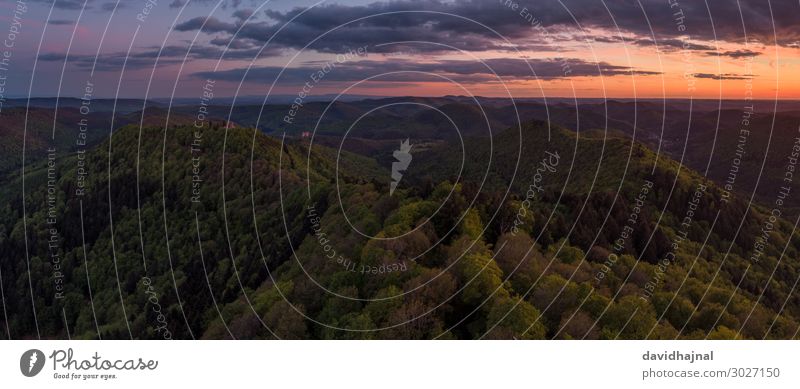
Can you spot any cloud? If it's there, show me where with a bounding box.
[170,0,240,9]
[29,0,125,11]
[706,49,761,58]
[693,73,752,80]
[175,16,237,34]
[232,8,256,21]
[170,0,800,67]
[29,0,89,10]
[209,36,258,50]
[37,51,183,71]
[37,44,283,71]
[191,57,660,85]
[101,2,121,11]
[543,0,800,48]
[48,19,75,25]
[632,38,716,51]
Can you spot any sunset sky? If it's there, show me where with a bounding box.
[3,0,799,100]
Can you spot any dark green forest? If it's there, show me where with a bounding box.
[1,117,800,340]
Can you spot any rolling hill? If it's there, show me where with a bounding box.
[1,115,799,339]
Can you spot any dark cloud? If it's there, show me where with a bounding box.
[708,49,761,58]
[632,38,716,51]
[175,14,544,55]
[170,0,240,9]
[37,44,283,71]
[693,73,751,80]
[175,16,237,34]
[520,0,800,47]
[631,39,763,58]
[37,51,183,71]
[37,53,69,61]
[232,8,255,21]
[29,0,88,10]
[29,0,125,11]
[209,36,258,50]
[101,2,121,12]
[590,36,624,44]
[172,0,800,55]
[191,57,660,85]
[48,19,75,25]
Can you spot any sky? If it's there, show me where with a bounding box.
[2,0,799,100]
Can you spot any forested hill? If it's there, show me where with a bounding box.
[1,120,799,339]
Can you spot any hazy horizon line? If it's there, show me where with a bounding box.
[7,95,800,102]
